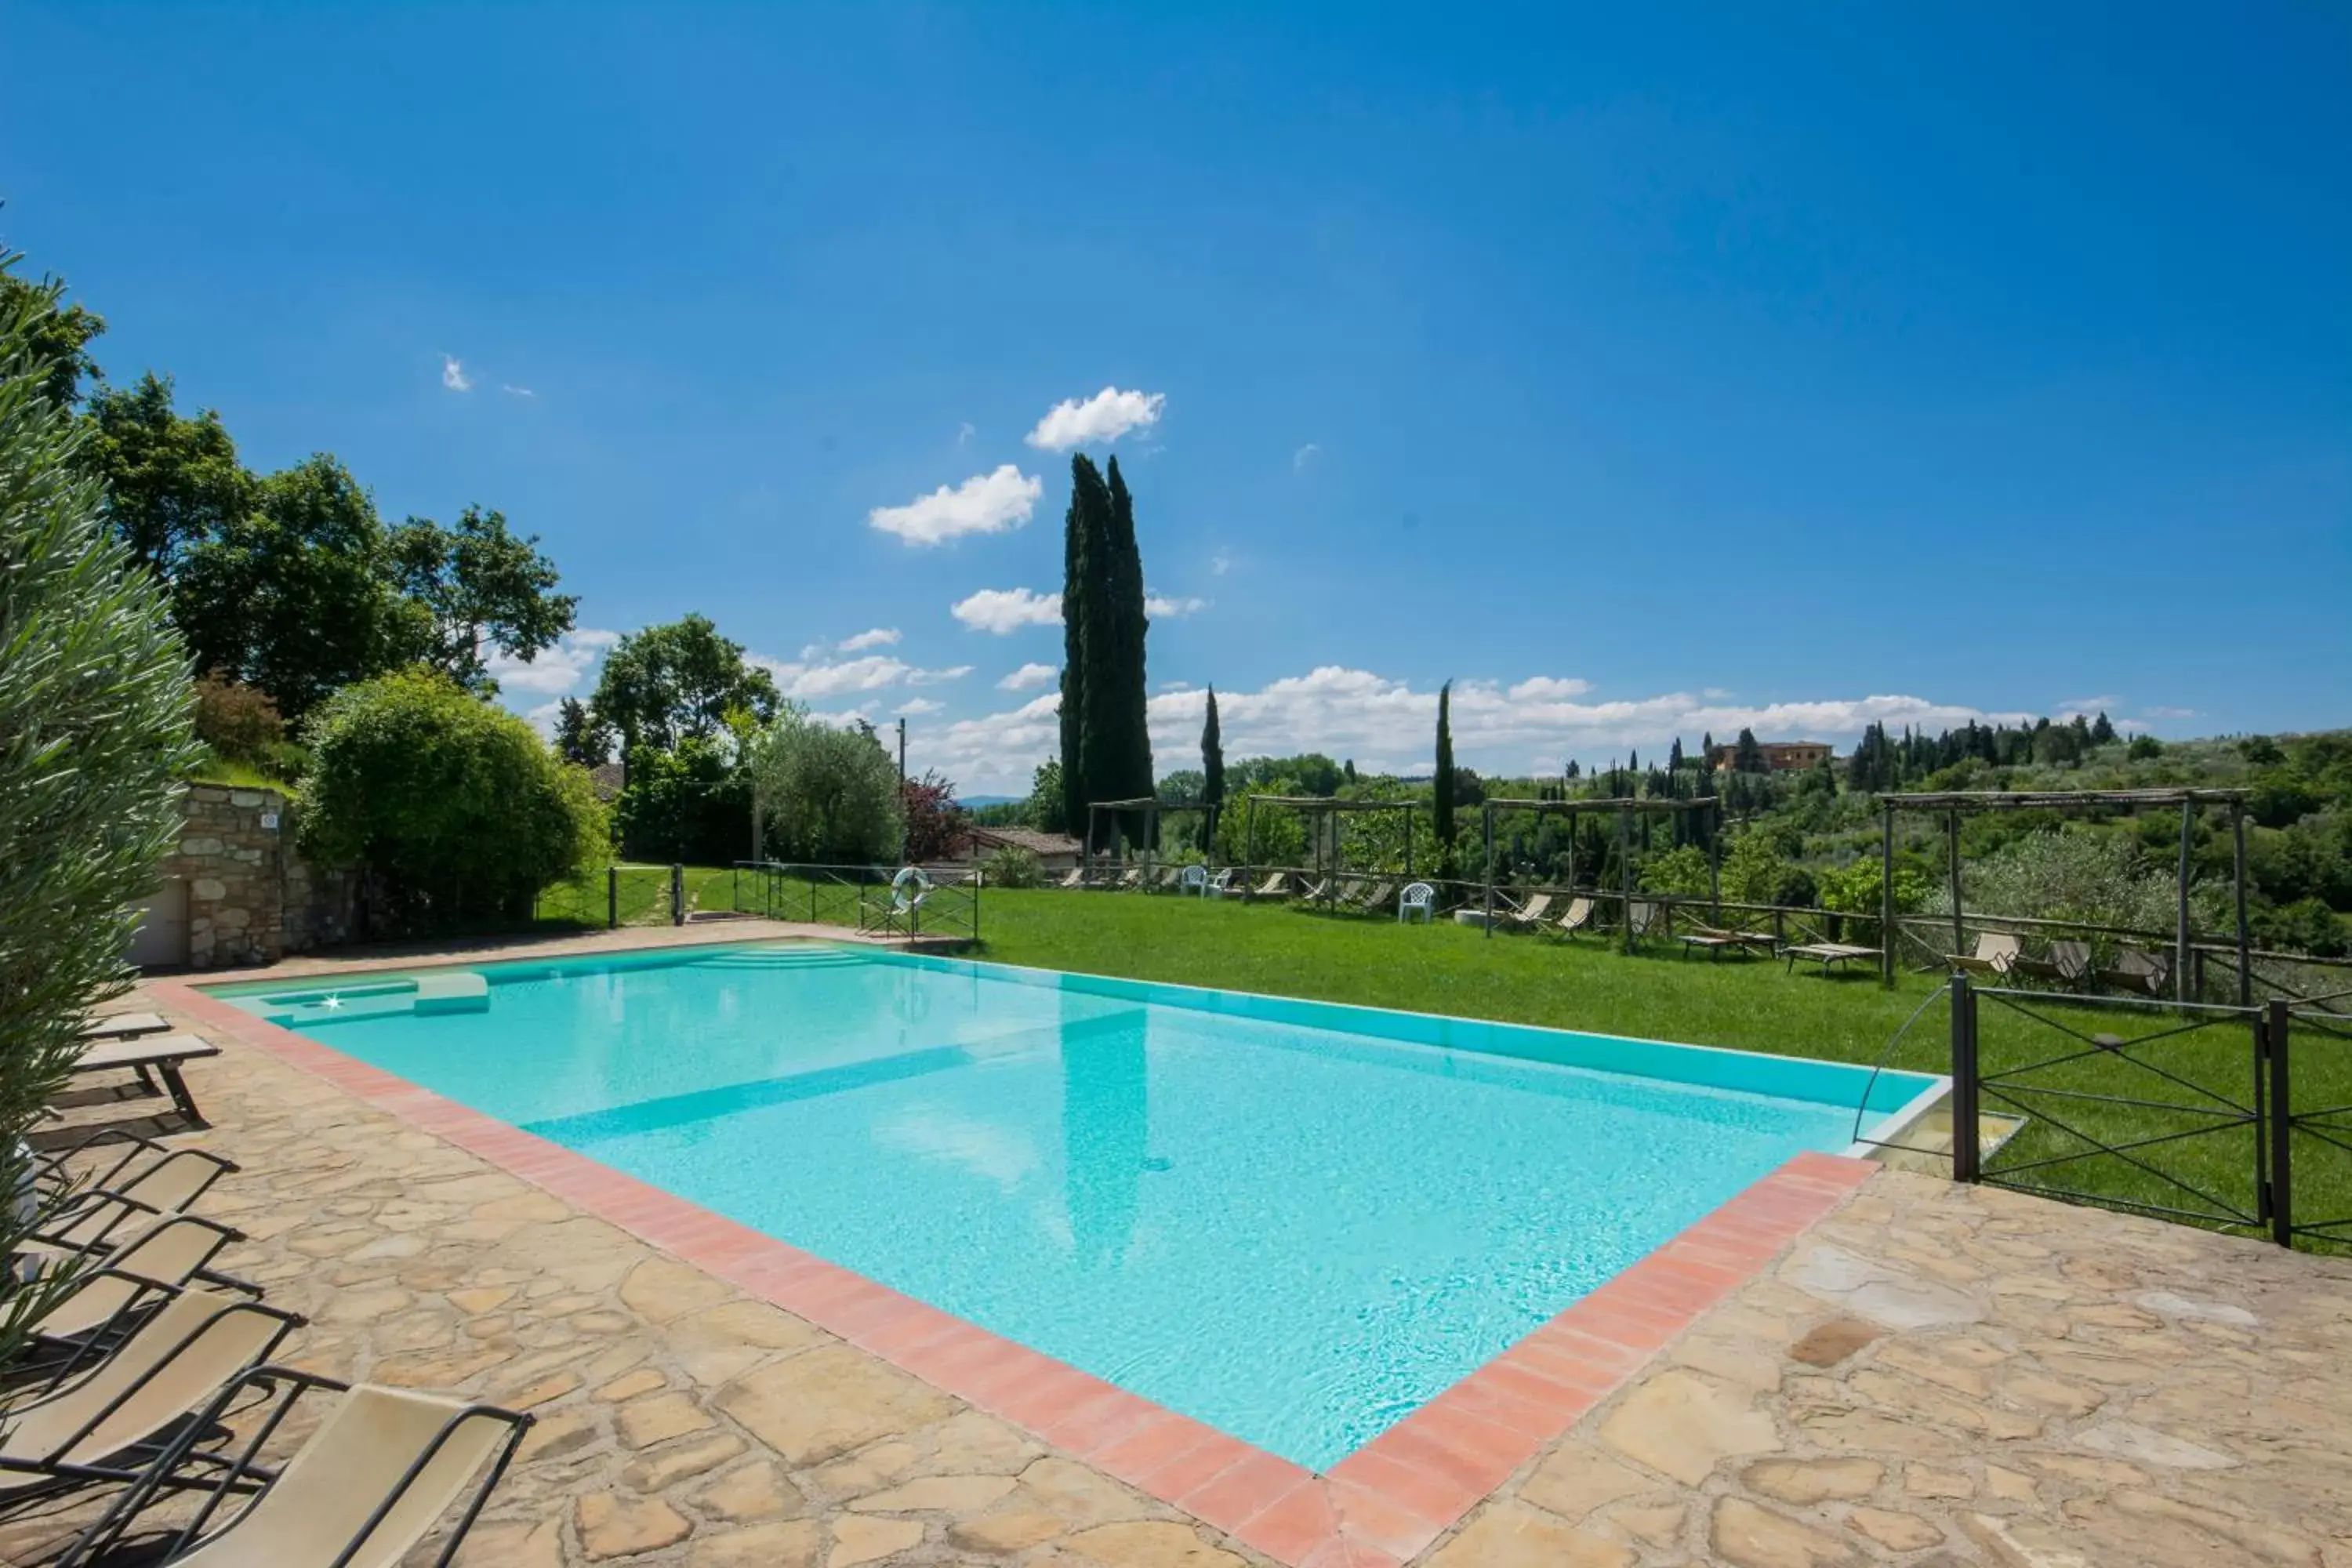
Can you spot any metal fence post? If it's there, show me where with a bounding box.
[1951,973,1980,1183]
[607,866,618,929]
[2269,1000,2292,1247]
[671,863,684,926]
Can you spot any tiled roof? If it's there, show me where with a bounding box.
[967,826,1085,855]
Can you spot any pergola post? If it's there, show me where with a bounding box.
[1243,796,1257,869]
[1947,809,1964,964]
[1617,804,1633,956]
[1483,802,1495,938]
[2176,800,2194,1004]
[1708,800,1722,920]
[2233,801,2251,1007]
[1879,799,1896,987]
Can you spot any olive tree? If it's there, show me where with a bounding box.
[746,710,905,866]
[0,264,200,1367]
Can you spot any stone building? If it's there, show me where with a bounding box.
[129,785,354,971]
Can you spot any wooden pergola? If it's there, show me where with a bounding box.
[1480,795,1721,953]
[1878,787,2252,996]
[1240,794,1423,903]
[1084,796,1210,875]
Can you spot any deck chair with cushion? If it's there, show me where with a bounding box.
[0,1287,302,1503]
[1500,892,1554,931]
[2100,946,2172,995]
[1947,931,2021,976]
[71,1033,221,1125]
[59,1367,531,1568]
[1545,897,1596,940]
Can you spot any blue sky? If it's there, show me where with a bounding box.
[8,3,2347,790]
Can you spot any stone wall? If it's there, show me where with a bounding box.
[158,785,354,969]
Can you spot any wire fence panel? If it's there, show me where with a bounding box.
[724,862,980,942]
[1903,978,2352,1254]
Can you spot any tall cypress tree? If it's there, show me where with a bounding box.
[1201,685,1225,850]
[1432,681,1457,862]
[1058,456,1099,840]
[1099,457,1154,843]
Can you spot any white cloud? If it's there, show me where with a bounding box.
[956,421,976,445]
[952,586,1062,634]
[484,629,619,695]
[1210,549,1233,576]
[1025,387,1166,451]
[441,354,473,392]
[501,383,535,398]
[868,466,1043,546]
[524,699,564,736]
[837,627,901,653]
[1293,442,1321,471]
[2143,705,2198,720]
[1145,593,1207,619]
[2056,695,2123,719]
[1507,677,1592,702]
[753,652,971,700]
[997,662,1058,691]
[1160,680,1192,692]
[910,663,2045,793]
[899,697,945,716]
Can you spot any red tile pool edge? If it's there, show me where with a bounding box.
[151,975,1875,1567]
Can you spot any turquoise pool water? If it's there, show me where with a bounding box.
[210,943,1937,1468]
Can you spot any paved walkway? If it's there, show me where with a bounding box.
[13,931,2351,1566]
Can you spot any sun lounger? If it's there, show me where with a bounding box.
[1501,892,1554,931]
[42,1146,238,1254]
[1294,877,1330,902]
[1547,897,1596,939]
[1678,921,1775,960]
[1625,901,1659,939]
[1115,867,1142,889]
[27,1216,249,1348]
[1947,931,2020,976]
[0,1287,301,1501]
[2049,939,2095,986]
[80,1013,171,1043]
[1243,871,1288,902]
[1784,941,1882,976]
[1352,880,1395,915]
[2100,946,2171,995]
[60,1367,531,1568]
[71,1033,220,1125]
[1053,868,1087,889]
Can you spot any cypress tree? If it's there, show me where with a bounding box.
[1432,681,1457,861]
[1058,456,1098,840]
[1100,457,1154,842]
[1201,686,1225,848]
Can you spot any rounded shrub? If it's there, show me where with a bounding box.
[300,668,608,932]
[983,844,1043,888]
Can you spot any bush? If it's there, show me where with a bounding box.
[1,267,201,1367]
[615,736,750,863]
[191,669,285,760]
[983,844,1043,888]
[300,668,608,933]
[1929,826,2225,934]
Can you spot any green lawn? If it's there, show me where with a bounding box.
[960,889,2350,1252]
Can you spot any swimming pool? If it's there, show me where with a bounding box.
[209,942,1938,1470]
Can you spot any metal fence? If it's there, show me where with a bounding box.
[1925,972,2352,1250]
[724,861,980,942]
[532,864,679,927]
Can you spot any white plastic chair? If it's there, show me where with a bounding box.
[1180,864,1210,897]
[1398,882,1435,924]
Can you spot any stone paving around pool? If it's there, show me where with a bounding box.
[14,929,2352,1566]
